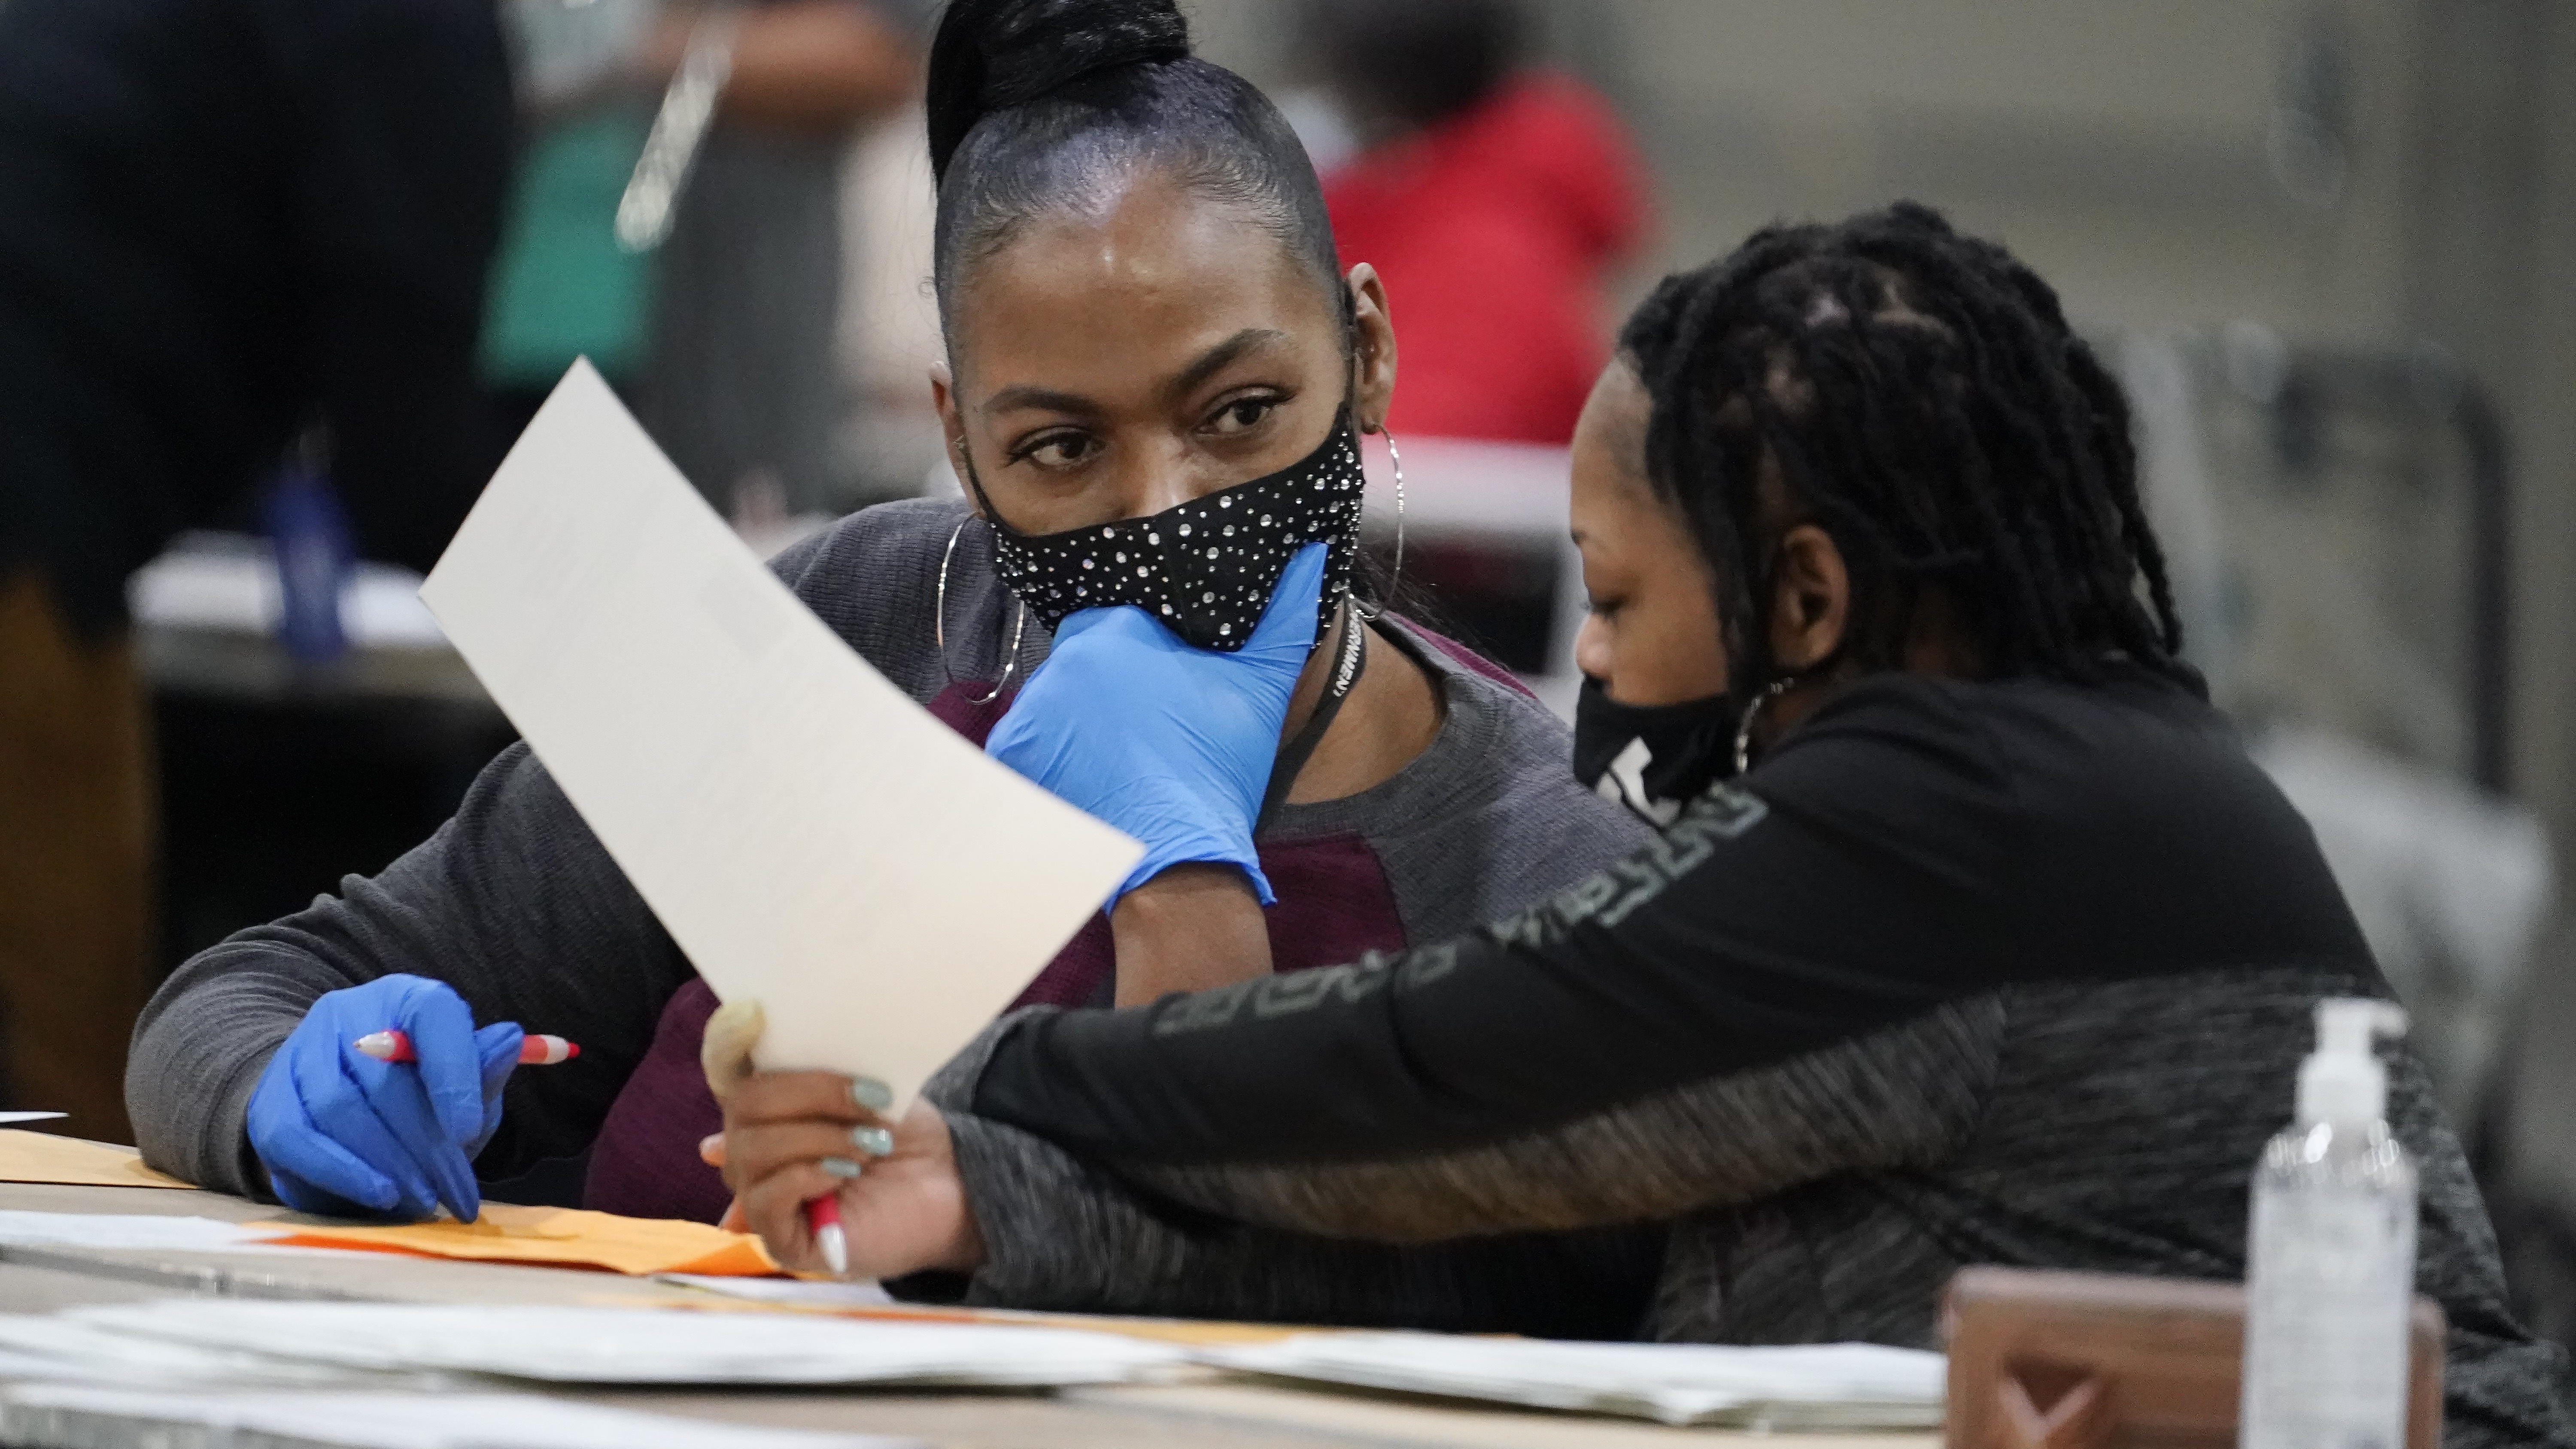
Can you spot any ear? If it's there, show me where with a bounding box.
[1345,263,1398,433]
[929,361,984,519]
[1767,523,1850,672]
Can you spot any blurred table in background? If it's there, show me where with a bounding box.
[1356,434,1584,719]
[129,536,515,978]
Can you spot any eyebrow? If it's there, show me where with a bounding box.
[1166,328,1292,400]
[976,327,1295,420]
[980,385,1103,419]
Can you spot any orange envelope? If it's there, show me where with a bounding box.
[0,1130,193,1189]
[268,1203,780,1277]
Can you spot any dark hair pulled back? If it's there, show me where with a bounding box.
[926,0,1344,334]
[1619,202,2196,695]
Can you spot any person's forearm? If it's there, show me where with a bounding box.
[1109,864,1272,1006]
[643,1,917,134]
[972,789,2014,1242]
[943,1110,1665,1337]
[128,955,317,1195]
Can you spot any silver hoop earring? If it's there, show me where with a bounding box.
[1733,678,1795,777]
[1355,430,1406,623]
[936,518,1027,706]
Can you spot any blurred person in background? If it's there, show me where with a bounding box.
[483,0,926,520]
[0,0,515,1142]
[632,0,925,519]
[1297,0,1650,446]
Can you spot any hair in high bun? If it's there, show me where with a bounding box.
[924,0,1344,335]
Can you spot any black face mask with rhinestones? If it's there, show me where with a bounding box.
[967,411,1367,652]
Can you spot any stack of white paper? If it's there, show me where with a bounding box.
[1206,1333,1946,1428]
[64,1303,1185,1389]
[0,1209,286,1252]
[659,1273,897,1309]
[0,1315,419,1390]
[0,1385,919,1449]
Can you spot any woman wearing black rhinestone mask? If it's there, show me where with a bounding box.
[124,0,1651,1264]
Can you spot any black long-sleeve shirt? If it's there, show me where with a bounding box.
[931,668,2573,1449]
[0,0,511,631]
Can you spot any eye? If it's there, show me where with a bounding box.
[1203,394,1283,437]
[1009,430,1100,471]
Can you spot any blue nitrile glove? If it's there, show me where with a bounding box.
[247,975,525,1222]
[987,542,1331,906]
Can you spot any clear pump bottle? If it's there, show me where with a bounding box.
[2241,999,2419,1449]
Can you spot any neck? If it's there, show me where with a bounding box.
[1274,598,1445,808]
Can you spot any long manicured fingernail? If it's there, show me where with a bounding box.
[851,1126,893,1158]
[698,1133,724,1162]
[850,1078,893,1112]
[819,1157,864,1180]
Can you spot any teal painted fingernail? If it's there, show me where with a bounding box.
[850,1078,893,1112]
[819,1157,864,1180]
[851,1126,894,1158]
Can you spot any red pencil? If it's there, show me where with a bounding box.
[808,1194,848,1276]
[352,1030,580,1066]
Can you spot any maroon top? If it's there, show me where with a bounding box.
[583,679,1413,1224]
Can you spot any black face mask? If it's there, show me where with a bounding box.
[1573,676,1753,827]
[968,412,1367,652]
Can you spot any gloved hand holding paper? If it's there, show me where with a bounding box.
[419,361,1142,1105]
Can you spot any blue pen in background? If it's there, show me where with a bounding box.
[262,428,355,664]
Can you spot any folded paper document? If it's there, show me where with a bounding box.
[64,1302,1188,1388]
[0,1209,278,1252]
[0,1386,918,1449]
[0,1131,191,1189]
[265,1204,777,1277]
[419,362,1142,1104]
[1208,1332,1947,1429]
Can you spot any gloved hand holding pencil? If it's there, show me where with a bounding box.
[245,974,577,1222]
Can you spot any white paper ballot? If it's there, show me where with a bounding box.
[1206,1333,1946,1429]
[65,1303,1187,1388]
[0,1315,418,1389]
[0,1210,280,1252]
[421,362,1140,1099]
[0,1386,919,1449]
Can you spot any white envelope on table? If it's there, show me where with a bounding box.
[421,360,1140,1102]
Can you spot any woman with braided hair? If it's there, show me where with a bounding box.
[720,205,2570,1449]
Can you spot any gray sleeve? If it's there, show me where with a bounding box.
[1113,999,2007,1243]
[922,1023,1663,1336]
[123,503,969,1191]
[126,743,695,1197]
[942,1113,1665,1337]
[126,503,963,1197]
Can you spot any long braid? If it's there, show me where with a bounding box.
[1618,203,2196,692]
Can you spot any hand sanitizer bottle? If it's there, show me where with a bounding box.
[2242,998,2419,1449]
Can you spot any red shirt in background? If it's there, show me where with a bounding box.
[1323,73,1652,445]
